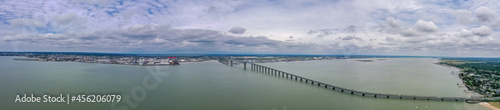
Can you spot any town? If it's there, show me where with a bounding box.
[439,58,500,97]
[0,52,394,66]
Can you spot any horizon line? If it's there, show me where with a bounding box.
[1,51,500,58]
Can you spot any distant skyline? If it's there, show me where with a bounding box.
[1,0,500,57]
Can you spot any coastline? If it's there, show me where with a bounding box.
[12,56,182,66]
[436,59,499,110]
[480,102,500,110]
[435,59,484,97]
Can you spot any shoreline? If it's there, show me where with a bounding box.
[480,102,500,110]
[435,59,483,97]
[11,56,182,66]
[436,59,499,110]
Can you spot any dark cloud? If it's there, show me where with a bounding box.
[471,26,492,37]
[228,26,246,34]
[385,37,398,42]
[379,42,398,46]
[341,36,362,41]
[475,6,497,23]
[399,29,420,37]
[2,25,339,54]
[79,35,100,40]
[414,20,438,33]
[346,25,356,33]
[311,26,357,38]
[307,30,317,34]
[310,29,336,38]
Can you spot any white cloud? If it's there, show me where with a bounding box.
[386,17,403,28]
[471,26,492,37]
[458,29,473,37]
[153,37,166,43]
[414,20,438,33]
[382,18,439,37]
[475,6,497,23]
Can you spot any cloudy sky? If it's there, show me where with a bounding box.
[1,0,500,57]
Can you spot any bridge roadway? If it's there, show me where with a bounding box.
[246,63,481,102]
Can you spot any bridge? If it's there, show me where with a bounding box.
[221,60,485,102]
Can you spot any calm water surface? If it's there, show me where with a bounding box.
[0,57,489,110]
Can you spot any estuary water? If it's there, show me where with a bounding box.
[0,56,489,110]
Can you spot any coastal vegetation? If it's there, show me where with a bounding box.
[439,58,500,97]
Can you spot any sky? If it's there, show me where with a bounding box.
[1,0,500,57]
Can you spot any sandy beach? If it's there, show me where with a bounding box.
[479,102,500,110]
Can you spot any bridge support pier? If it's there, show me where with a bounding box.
[230,60,233,66]
[251,64,253,70]
[261,66,264,73]
[258,65,260,72]
[260,66,263,72]
[255,65,257,71]
[256,65,258,72]
[253,64,255,71]
[244,63,246,69]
